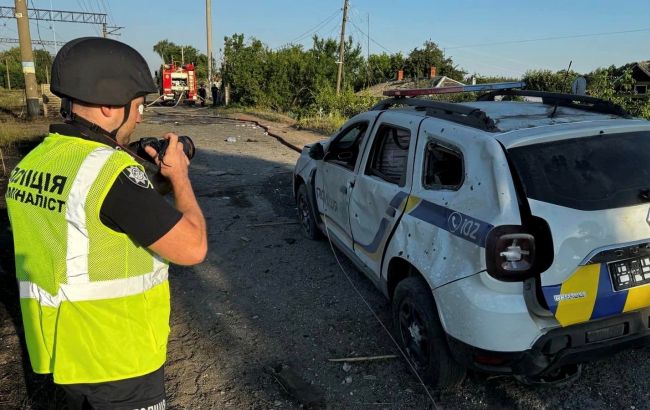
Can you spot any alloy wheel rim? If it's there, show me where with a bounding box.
[399,299,430,369]
[298,195,312,235]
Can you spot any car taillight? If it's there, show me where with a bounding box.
[486,226,536,281]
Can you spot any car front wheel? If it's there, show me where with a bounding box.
[392,277,466,389]
[296,184,321,240]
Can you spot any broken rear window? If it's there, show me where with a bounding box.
[508,131,650,210]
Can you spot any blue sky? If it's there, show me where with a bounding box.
[1,0,648,78]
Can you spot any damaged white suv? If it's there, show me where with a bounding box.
[293,85,650,388]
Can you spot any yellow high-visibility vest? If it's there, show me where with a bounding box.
[6,133,170,384]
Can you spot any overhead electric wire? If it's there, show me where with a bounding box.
[348,18,392,54]
[29,0,45,49]
[288,8,341,45]
[76,0,101,36]
[99,0,114,25]
[320,16,342,40]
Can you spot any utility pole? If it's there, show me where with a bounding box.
[206,0,213,85]
[335,0,349,95]
[5,58,11,89]
[366,12,370,87]
[102,22,107,38]
[49,0,57,55]
[14,0,39,117]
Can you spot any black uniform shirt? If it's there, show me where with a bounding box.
[50,123,182,247]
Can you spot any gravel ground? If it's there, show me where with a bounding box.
[1,107,650,409]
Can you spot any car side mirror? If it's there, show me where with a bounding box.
[308,143,325,160]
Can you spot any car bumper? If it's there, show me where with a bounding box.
[447,306,650,376]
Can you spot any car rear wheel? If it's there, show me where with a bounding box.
[392,277,466,389]
[297,184,321,240]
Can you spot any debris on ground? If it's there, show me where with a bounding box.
[265,365,325,408]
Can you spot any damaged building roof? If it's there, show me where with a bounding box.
[359,76,465,98]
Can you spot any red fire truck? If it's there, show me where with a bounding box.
[158,63,198,105]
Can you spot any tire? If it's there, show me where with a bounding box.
[392,276,466,389]
[296,184,322,240]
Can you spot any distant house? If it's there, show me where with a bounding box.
[631,62,650,94]
[360,67,464,98]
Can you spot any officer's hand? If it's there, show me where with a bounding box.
[144,133,190,184]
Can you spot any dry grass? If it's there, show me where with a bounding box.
[214,106,336,135]
[0,120,48,147]
[295,113,346,135]
[0,89,25,109]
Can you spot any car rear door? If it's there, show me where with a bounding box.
[349,112,421,277]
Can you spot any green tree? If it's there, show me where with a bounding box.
[222,34,269,106]
[367,52,405,85]
[522,69,580,92]
[0,47,53,88]
[404,41,465,81]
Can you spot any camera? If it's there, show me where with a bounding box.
[129,135,196,163]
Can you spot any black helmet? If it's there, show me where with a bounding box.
[51,37,157,106]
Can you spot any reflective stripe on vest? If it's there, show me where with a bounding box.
[17,146,169,305]
[19,257,168,307]
[66,147,113,285]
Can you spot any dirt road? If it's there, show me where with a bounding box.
[1,107,650,409]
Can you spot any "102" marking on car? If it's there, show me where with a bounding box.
[448,212,481,240]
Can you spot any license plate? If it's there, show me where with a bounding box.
[608,257,650,291]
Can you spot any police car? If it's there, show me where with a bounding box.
[293,82,650,388]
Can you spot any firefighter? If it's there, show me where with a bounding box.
[198,83,207,107]
[211,82,219,107]
[5,37,207,409]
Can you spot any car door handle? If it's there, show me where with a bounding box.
[385,206,396,217]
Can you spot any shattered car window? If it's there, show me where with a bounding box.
[508,131,650,210]
[367,125,411,186]
[424,143,463,189]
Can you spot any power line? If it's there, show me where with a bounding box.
[289,8,341,45]
[29,1,45,47]
[446,27,650,50]
[99,0,114,25]
[348,18,391,54]
[319,16,342,40]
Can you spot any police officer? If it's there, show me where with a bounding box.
[5,37,207,409]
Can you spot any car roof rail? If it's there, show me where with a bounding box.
[477,89,631,118]
[371,97,500,132]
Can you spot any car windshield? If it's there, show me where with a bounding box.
[508,131,650,210]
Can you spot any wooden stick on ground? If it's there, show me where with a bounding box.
[0,148,6,176]
[248,221,299,228]
[328,355,398,363]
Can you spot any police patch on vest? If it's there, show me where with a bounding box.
[124,166,152,188]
